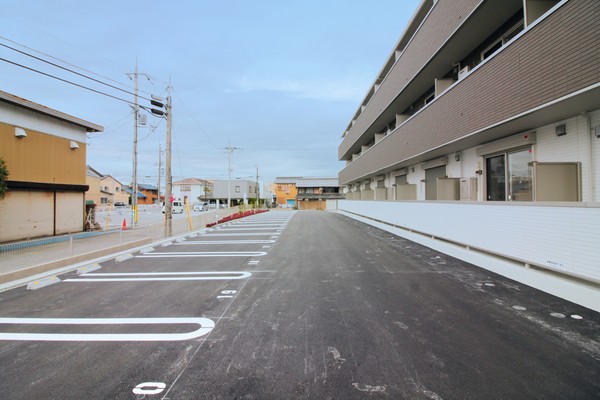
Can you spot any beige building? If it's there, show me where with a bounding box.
[0,91,103,242]
[85,166,128,206]
[337,0,600,286]
[340,0,600,203]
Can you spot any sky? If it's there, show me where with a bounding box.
[0,0,420,190]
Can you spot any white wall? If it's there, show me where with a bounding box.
[0,102,87,142]
[338,200,600,284]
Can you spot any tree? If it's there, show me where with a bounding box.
[0,158,8,200]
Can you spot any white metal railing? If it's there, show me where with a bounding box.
[337,200,600,284]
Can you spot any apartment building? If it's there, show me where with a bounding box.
[338,0,600,285]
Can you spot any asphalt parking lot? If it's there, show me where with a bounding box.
[0,210,598,399]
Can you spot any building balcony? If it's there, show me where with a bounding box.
[340,0,600,185]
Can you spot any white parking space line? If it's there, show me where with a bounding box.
[64,271,252,282]
[136,251,267,258]
[0,317,215,342]
[216,227,283,231]
[204,233,279,237]
[175,240,276,245]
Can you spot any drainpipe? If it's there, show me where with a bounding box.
[582,112,594,202]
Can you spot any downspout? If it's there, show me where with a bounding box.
[582,112,594,202]
[53,191,57,236]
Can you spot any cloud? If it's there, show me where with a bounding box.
[228,75,367,103]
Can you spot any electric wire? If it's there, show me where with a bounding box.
[0,56,160,113]
[0,35,154,97]
[0,41,154,102]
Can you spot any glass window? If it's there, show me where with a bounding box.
[486,155,506,201]
[508,149,532,201]
[485,148,532,201]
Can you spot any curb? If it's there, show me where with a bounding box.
[0,237,152,289]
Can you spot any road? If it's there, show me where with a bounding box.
[0,210,598,399]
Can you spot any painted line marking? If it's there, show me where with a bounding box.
[203,233,279,237]
[217,295,233,299]
[218,227,283,231]
[175,240,275,245]
[136,251,267,258]
[65,271,252,282]
[0,317,215,342]
[133,382,166,395]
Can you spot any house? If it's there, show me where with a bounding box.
[0,90,103,242]
[212,179,257,207]
[296,178,345,210]
[85,166,128,206]
[137,184,159,205]
[337,0,600,284]
[273,177,301,208]
[172,178,213,207]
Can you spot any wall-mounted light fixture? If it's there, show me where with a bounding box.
[455,153,461,162]
[14,127,27,138]
[595,125,600,139]
[69,140,79,149]
[555,124,567,137]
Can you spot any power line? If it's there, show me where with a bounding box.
[0,56,159,112]
[0,34,158,96]
[172,87,224,155]
[0,41,154,103]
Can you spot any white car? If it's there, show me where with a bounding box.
[162,201,184,214]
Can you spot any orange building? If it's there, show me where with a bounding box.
[0,91,102,242]
[273,177,300,208]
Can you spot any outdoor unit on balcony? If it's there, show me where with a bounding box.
[458,65,470,80]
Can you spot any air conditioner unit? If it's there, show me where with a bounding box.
[458,65,470,80]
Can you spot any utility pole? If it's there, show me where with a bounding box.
[255,166,259,209]
[165,93,173,236]
[224,144,239,208]
[127,62,152,227]
[130,62,139,228]
[157,143,162,205]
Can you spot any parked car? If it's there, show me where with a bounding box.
[162,201,184,214]
[114,202,126,207]
[193,202,207,212]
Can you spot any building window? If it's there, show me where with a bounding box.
[481,21,524,61]
[486,148,532,201]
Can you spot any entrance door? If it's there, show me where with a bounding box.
[425,166,447,200]
[485,148,532,201]
[486,155,506,201]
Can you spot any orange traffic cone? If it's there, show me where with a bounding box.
[122,218,127,230]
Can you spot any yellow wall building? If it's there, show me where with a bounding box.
[0,91,102,242]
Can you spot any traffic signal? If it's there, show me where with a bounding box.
[150,95,166,117]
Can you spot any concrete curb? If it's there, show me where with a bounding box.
[0,238,152,287]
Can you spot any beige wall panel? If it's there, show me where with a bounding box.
[396,184,417,200]
[0,191,54,242]
[55,192,84,234]
[0,123,86,185]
